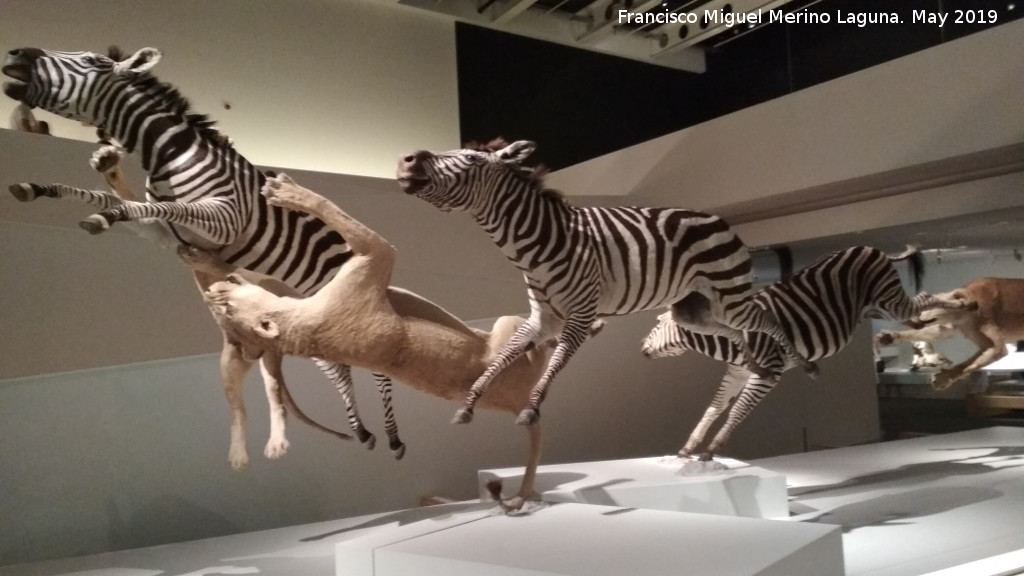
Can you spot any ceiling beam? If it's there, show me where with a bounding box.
[574,0,664,43]
[489,0,542,25]
[652,0,793,57]
[393,0,706,72]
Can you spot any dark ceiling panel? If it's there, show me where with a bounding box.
[455,0,1020,171]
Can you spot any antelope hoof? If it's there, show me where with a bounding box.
[515,408,540,426]
[79,214,110,234]
[698,452,715,462]
[452,407,474,424]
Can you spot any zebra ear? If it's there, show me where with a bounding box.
[116,48,162,75]
[498,141,536,164]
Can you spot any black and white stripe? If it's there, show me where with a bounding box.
[641,245,968,459]
[398,139,807,425]
[4,46,404,456]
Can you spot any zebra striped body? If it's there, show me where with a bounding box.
[397,139,806,425]
[641,245,969,460]
[3,46,403,456]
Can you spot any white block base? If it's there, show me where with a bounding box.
[479,455,789,519]
[336,502,843,576]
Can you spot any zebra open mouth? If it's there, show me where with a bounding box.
[2,63,30,102]
[396,175,429,194]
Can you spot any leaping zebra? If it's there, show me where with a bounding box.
[641,245,973,460]
[397,138,811,426]
[2,45,404,465]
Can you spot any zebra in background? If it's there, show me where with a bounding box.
[641,245,973,460]
[2,45,405,461]
[397,138,812,426]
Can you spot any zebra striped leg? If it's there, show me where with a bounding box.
[372,372,407,460]
[734,302,817,378]
[517,316,595,426]
[315,360,377,450]
[704,371,782,460]
[681,364,749,458]
[8,182,126,208]
[909,292,976,316]
[455,318,541,424]
[79,196,242,245]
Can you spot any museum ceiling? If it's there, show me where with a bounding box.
[391,0,802,72]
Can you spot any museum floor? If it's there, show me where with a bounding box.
[4,427,1024,576]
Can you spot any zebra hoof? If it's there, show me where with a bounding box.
[451,408,474,424]
[79,214,110,235]
[361,432,377,451]
[515,408,540,426]
[804,361,820,379]
[8,183,38,202]
[392,442,406,461]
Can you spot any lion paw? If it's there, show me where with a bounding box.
[264,437,290,459]
[261,173,312,212]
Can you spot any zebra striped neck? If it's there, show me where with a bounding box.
[470,176,576,268]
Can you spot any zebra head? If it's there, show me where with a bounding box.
[396,140,537,212]
[2,46,161,125]
[641,311,688,359]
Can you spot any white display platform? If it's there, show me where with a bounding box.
[335,501,843,576]
[8,428,1024,576]
[479,455,789,519]
[753,426,1024,576]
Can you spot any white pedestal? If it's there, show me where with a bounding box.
[479,456,789,519]
[335,502,843,576]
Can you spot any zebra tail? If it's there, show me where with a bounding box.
[890,244,923,292]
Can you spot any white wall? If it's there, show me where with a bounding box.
[0,0,458,178]
[0,310,879,566]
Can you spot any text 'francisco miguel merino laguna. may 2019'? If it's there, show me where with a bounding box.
[617,8,999,28]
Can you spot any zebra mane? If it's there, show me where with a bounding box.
[463,138,566,204]
[106,45,234,150]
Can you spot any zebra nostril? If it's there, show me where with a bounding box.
[403,154,416,164]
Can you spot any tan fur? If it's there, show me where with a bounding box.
[95,149,352,470]
[192,173,589,511]
[9,103,50,135]
[876,277,1024,390]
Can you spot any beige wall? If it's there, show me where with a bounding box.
[547,19,1024,246]
[17,1,1023,565]
[0,0,459,178]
